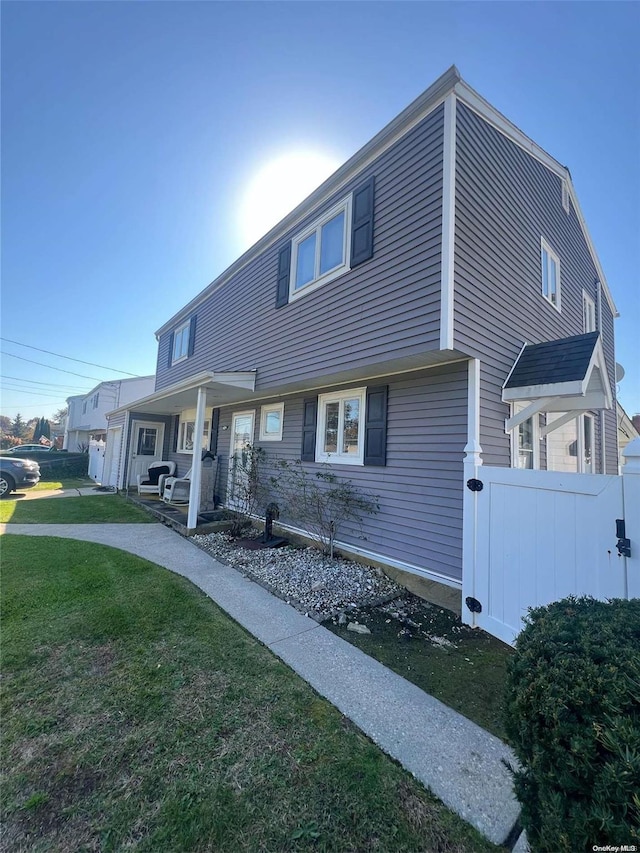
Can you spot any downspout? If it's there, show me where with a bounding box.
[597,280,606,474]
[187,386,206,531]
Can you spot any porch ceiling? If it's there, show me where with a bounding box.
[106,371,257,417]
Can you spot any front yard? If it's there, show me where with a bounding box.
[0,494,154,524]
[1,535,498,852]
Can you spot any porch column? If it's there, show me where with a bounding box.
[187,386,206,531]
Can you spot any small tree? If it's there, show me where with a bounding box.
[271,459,379,558]
[227,444,269,535]
[10,413,29,439]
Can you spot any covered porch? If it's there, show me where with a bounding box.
[106,370,257,531]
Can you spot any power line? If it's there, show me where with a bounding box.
[1,352,106,381]
[1,337,140,377]
[1,386,69,399]
[1,375,90,390]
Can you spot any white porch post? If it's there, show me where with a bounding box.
[187,386,206,531]
[622,437,640,599]
[461,358,483,628]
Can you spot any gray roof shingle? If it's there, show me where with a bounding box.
[505,332,599,389]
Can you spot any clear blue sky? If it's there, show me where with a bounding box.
[1,1,639,422]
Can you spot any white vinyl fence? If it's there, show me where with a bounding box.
[462,437,640,646]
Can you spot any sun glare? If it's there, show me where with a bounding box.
[238,151,341,249]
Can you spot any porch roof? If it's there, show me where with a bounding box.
[502,332,613,432]
[106,370,257,417]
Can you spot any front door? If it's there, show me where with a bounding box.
[227,411,255,507]
[128,421,165,486]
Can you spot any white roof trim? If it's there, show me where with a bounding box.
[157,67,617,336]
[106,370,257,417]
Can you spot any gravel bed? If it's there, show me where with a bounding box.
[192,532,403,621]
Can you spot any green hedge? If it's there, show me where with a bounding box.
[504,596,640,852]
[36,453,89,478]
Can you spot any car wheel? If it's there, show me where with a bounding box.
[0,475,15,497]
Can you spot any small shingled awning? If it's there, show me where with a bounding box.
[502,332,613,434]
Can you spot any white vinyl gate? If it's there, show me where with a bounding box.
[462,439,640,646]
[88,439,106,483]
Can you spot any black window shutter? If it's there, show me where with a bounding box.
[188,315,197,357]
[172,414,180,453]
[167,331,175,368]
[351,175,375,267]
[364,385,387,466]
[276,242,291,308]
[209,408,220,455]
[301,397,318,461]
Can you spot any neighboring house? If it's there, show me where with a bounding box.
[65,377,155,452]
[107,66,619,605]
[618,402,639,471]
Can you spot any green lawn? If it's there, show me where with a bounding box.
[31,477,94,491]
[1,536,499,853]
[0,495,155,524]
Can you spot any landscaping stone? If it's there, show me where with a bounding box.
[347,622,371,634]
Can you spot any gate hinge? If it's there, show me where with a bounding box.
[466,478,483,492]
[465,596,482,614]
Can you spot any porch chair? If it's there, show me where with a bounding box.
[162,466,192,505]
[137,461,176,496]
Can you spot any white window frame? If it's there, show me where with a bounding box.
[583,291,596,333]
[316,387,366,465]
[541,237,561,312]
[290,196,352,302]
[561,179,570,214]
[579,413,596,473]
[173,321,190,363]
[177,411,211,455]
[510,403,540,470]
[259,402,284,441]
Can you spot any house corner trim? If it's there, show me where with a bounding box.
[440,92,457,351]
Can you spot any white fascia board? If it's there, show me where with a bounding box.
[501,342,527,390]
[155,66,462,339]
[106,370,257,417]
[440,93,456,350]
[454,82,617,318]
[544,392,612,412]
[586,336,613,409]
[502,380,585,402]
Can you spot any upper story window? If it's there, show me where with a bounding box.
[275,175,375,309]
[82,401,87,415]
[167,315,197,368]
[316,387,366,465]
[583,292,596,332]
[259,403,284,441]
[291,197,352,300]
[541,238,561,311]
[173,321,191,363]
[92,393,99,409]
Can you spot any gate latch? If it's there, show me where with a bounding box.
[616,519,631,558]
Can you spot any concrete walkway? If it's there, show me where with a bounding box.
[1,522,521,846]
[12,486,112,501]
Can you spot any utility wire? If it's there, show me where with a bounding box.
[1,352,107,381]
[1,386,69,399]
[1,375,90,390]
[1,337,140,377]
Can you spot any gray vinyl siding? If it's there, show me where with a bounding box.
[453,102,617,471]
[155,104,445,394]
[215,363,467,583]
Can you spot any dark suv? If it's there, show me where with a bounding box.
[0,457,41,497]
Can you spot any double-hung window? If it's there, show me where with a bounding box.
[259,403,284,441]
[177,414,210,454]
[583,292,596,333]
[291,198,352,300]
[173,321,191,363]
[316,388,365,465]
[541,238,561,311]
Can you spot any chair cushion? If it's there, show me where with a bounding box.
[147,465,170,486]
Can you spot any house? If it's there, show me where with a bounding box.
[618,402,639,471]
[64,376,155,452]
[106,66,618,613]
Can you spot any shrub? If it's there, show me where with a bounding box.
[270,459,379,557]
[504,596,640,852]
[37,453,88,479]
